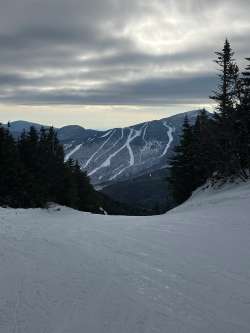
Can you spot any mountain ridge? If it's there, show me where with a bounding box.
[59,109,204,186]
[3,109,207,211]
[4,109,206,188]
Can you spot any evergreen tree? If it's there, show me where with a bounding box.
[73,161,97,212]
[168,111,216,204]
[167,41,250,206]
[168,116,196,204]
[38,127,65,203]
[210,39,239,116]
[62,158,79,208]
[192,110,215,184]
[241,57,250,107]
[18,127,46,207]
[0,124,100,212]
[210,39,241,177]
[0,126,23,207]
[236,58,250,174]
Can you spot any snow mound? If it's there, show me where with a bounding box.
[0,181,250,332]
[172,179,250,212]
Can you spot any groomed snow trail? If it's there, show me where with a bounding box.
[139,123,148,162]
[1,182,250,333]
[64,144,82,162]
[96,128,124,162]
[109,128,142,180]
[89,128,141,177]
[160,121,174,157]
[83,130,114,169]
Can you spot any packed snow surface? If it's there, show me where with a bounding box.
[1,182,250,332]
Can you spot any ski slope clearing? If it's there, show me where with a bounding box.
[160,121,174,157]
[1,182,250,332]
[64,144,82,162]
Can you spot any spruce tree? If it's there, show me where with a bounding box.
[62,159,79,208]
[18,127,46,207]
[210,39,239,116]
[192,110,215,184]
[73,161,96,212]
[0,126,23,207]
[210,39,241,177]
[237,58,250,175]
[241,57,250,107]
[39,127,65,203]
[0,124,99,211]
[168,116,196,204]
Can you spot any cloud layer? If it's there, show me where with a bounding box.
[0,0,250,107]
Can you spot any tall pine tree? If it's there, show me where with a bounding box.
[210,39,241,177]
[236,58,250,175]
[0,126,23,207]
[168,116,196,204]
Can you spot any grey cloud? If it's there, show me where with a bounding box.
[0,74,216,105]
[0,0,249,107]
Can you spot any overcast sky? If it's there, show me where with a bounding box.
[0,0,250,129]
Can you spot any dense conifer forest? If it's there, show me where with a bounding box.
[0,125,152,214]
[0,125,102,211]
[169,40,250,204]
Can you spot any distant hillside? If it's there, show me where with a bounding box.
[5,110,206,212]
[59,109,204,187]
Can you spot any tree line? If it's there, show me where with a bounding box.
[168,39,250,204]
[0,125,99,211]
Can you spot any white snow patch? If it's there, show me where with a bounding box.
[99,207,108,215]
[160,121,174,157]
[64,144,82,162]
[89,128,141,178]
[1,182,250,332]
[83,130,114,169]
[95,128,124,162]
[109,128,142,180]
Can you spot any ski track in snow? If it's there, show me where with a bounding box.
[83,130,114,169]
[1,182,250,333]
[64,144,82,162]
[67,121,173,179]
[142,122,148,144]
[139,123,149,162]
[95,128,124,162]
[109,128,142,180]
[160,121,174,157]
[110,123,147,175]
[89,128,141,177]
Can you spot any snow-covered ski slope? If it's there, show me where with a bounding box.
[1,181,250,332]
[60,110,203,186]
[64,120,176,184]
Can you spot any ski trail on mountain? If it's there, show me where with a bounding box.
[139,123,148,162]
[64,144,82,162]
[89,128,141,177]
[95,128,124,162]
[160,122,174,157]
[142,123,148,144]
[83,130,114,169]
[109,128,142,180]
